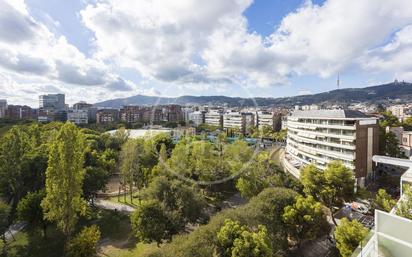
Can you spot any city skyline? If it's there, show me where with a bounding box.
[2,0,412,107]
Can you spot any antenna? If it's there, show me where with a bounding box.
[337,73,340,90]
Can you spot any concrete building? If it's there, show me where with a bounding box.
[96,109,119,124]
[256,111,274,129]
[73,101,93,110]
[353,155,412,257]
[223,111,255,134]
[283,109,379,187]
[0,99,7,118]
[38,94,66,122]
[39,94,65,110]
[68,109,88,124]
[120,106,142,123]
[162,105,183,123]
[205,110,223,128]
[5,105,37,120]
[188,111,205,126]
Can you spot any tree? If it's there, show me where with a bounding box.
[334,218,368,257]
[41,123,88,244]
[215,219,272,257]
[130,200,171,245]
[300,161,355,225]
[0,201,10,257]
[282,195,329,248]
[372,189,397,212]
[16,190,49,237]
[381,131,405,158]
[236,151,284,199]
[396,185,412,219]
[300,164,325,200]
[0,126,32,209]
[67,225,101,257]
[120,139,145,204]
[143,176,205,231]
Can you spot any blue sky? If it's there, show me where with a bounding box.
[0,0,410,106]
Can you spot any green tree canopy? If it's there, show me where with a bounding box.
[396,185,412,219]
[334,218,368,257]
[130,200,172,245]
[67,225,101,257]
[41,122,87,242]
[215,219,273,257]
[373,189,397,212]
[283,195,330,248]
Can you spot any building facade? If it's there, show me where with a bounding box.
[188,111,205,126]
[256,111,274,129]
[68,109,89,124]
[0,99,7,118]
[96,109,119,124]
[205,110,223,128]
[283,109,379,187]
[223,111,255,134]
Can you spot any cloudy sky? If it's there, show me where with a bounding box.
[1,0,412,107]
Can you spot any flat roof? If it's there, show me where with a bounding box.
[291,109,374,119]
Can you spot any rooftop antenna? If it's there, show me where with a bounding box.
[337,73,340,90]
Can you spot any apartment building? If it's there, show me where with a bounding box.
[188,111,205,126]
[96,109,119,124]
[120,106,142,123]
[0,99,7,118]
[205,110,223,128]
[283,109,379,187]
[5,105,37,120]
[256,111,274,128]
[67,109,88,125]
[223,111,255,134]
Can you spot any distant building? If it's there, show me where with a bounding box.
[388,105,409,121]
[96,109,119,124]
[162,105,183,123]
[39,94,65,110]
[73,101,93,110]
[223,111,255,134]
[38,94,66,122]
[205,110,223,128]
[120,106,142,123]
[0,99,7,118]
[283,109,379,187]
[188,111,205,126]
[257,111,274,129]
[68,109,88,125]
[5,105,37,120]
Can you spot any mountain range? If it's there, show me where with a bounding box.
[94,81,412,108]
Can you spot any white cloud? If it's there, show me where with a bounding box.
[0,0,137,104]
[81,0,412,88]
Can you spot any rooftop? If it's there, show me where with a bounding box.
[291,109,373,119]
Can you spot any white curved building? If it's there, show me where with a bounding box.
[283,109,379,187]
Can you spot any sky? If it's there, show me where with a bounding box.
[1,0,412,107]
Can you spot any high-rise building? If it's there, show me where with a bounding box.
[38,94,66,122]
[283,109,379,187]
[39,94,65,110]
[0,99,7,118]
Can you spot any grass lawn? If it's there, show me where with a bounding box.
[1,226,65,257]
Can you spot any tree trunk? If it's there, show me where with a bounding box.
[42,223,47,239]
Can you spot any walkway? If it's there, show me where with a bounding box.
[94,199,135,213]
